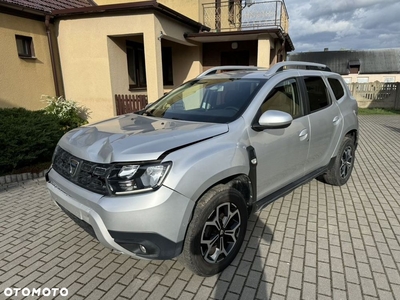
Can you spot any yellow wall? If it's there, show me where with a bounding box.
[93,0,207,23]
[57,12,202,123]
[0,13,56,110]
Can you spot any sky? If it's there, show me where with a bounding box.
[284,0,400,53]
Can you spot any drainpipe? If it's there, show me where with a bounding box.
[277,36,286,62]
[45,14,60,97]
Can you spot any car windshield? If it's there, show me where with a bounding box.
[141,77,266,123]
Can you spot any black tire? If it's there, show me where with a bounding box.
[323,136,356,186]
[180,185,248,277]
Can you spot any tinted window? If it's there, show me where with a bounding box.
[261,78,302,118]
[328,78,345,100]
[304,76,330,113]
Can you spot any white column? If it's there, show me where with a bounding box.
[257,35,272,68]
[144,19,164,103]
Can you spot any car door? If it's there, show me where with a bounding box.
[248,77,310,200]
[302,76,343,173]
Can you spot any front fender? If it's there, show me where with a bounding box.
[162,135,250,203]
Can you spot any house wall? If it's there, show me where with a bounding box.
[0,13,56,110]
[56,12,202,122]
[94,0,208,23]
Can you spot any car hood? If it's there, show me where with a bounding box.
[58,114,229,163]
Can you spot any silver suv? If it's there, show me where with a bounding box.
[46,61,358,276]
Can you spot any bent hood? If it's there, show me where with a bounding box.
[58,114,229,163]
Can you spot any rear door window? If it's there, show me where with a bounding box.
[303,76,331,113]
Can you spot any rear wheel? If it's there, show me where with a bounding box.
[323,136,356,186]
[180,185,248,276]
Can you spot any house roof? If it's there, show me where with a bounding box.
[288,49,400,75]
[0,0,95,14]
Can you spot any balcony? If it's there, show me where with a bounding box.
[203,0,289,34]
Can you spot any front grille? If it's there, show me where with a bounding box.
[59,204,98,240]
[52,146,111,195]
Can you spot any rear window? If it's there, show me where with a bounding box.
[328,78,345,100]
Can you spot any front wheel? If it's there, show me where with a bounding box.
[180,185,248,276]
[323,136,356,186]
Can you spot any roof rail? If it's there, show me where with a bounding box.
[197,66,266,78]
[266,61,331,76]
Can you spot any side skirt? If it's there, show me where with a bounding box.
[254,157,335,212]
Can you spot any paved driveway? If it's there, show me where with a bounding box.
[1,115,400,300]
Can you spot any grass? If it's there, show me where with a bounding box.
[358,108,400,115]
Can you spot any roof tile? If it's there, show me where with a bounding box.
[0,0,95,13]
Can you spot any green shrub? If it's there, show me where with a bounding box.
[41,95,91,132]
[0,108,65,174]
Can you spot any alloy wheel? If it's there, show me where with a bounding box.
[340,145,353,179]
[200,202,241,264]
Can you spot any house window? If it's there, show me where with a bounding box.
[343,77,352,84]
[15,35,34,58]
[162,47,173,86]
[383,77,395,83]
[127,42,147,89]
[127,41,173,89]
[348,60,360,74]
[357,77,369,83]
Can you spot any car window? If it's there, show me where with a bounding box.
[260,78,303,118]
[142,78,266,123]
[304,76,331,113]
[328,78,345,100]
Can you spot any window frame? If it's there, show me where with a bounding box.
[15,35,35,58]
[127,41,174,90]
[252,77,304,129]
[300,76,332,115]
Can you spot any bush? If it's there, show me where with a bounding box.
[41,95,90,132]
[0,108,65,174]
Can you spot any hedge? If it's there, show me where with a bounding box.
[0,108,65,174]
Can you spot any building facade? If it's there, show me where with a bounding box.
[1,0,294,122]
[288,49,400,84]
[0,0,93,110]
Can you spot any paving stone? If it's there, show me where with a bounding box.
[1,116,400,300]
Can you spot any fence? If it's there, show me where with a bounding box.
[115,94,148,115]
[348,82,400,109]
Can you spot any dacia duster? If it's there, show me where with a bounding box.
[46,61,358,276]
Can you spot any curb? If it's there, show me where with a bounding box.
[0,169,48,185]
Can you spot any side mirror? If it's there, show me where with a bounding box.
[253,110,293,131]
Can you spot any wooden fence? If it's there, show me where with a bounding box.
[115,94,148,115]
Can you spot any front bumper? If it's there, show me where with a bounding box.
[46,168,194,259]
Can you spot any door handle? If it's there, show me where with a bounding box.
[333,116,340,123]
[299,129,308,141]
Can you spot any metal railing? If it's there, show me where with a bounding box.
[203,0,289,33]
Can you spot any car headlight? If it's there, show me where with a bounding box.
[107,162,171,194]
